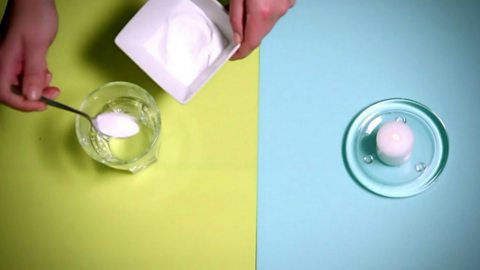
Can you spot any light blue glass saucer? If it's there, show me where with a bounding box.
[343,98,449,198]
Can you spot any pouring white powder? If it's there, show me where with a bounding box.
[152,2,227,86]
[94,112,140,138]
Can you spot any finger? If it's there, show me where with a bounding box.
[0,86,59,112]
[230,49,246,60]
[0,90,46,111]
[229,0,245,44]
[0,38,22,84]
[231,14,269,60]
[22,42,48,101]
[0,44,44,111]
[42,86,60,100]
[45,70,52,85]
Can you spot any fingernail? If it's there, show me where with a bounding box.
[234,32,242,44]
[51,89,60,99]
[27,86,40,101]
[45,87,60,99]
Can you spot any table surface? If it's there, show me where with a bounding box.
[2,1,480,269]
[258,1,480,270]
[0,1,257,269]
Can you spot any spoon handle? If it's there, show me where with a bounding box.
[41,97,94,126]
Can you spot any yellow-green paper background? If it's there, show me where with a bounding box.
[0,1,258,269]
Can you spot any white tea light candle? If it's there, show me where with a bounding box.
[376,121,414,166]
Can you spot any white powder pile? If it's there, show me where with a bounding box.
[156,2,227,85]
[94,112,140,138]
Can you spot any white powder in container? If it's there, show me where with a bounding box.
[155,1,227,86]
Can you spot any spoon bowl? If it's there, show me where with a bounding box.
[42,97,139,138]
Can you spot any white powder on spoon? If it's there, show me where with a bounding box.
[94,112,140,138]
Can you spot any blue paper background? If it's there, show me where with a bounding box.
[258,1,480,269]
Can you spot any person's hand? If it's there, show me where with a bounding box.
[229,0,295,60]
[0,0,60,112]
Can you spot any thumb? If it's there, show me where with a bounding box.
[229,0,245,44]
[22,43,48,101]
